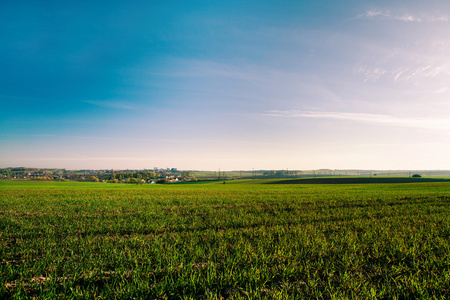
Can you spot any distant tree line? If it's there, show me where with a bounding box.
[0,168,195,184]
[263,170,302,177]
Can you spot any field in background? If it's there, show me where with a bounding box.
[270,177,450,184]
[1,179,450,299]
[189,170,450,180]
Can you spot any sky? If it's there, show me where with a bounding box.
[1,0,450,171]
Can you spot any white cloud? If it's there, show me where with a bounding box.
[364,9,384,18]
[358,10,448,23]
[354,42,450,84]
[392,64,449,82]
[260,110,450,131]
[354,65,387,83]
[355,64,450,83]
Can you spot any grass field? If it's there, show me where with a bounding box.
[1,179,450,299]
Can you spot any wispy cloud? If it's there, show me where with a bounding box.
[83,100,135,110]
[353,66,387,83]
[260,110,450,130]
[358,9,448,23]
[435,87,449,94]
[355,64,450,83]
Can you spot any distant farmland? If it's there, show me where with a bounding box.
[1,179,450,299]
[270,176,450,184]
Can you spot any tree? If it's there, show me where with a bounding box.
[86,176,99,182]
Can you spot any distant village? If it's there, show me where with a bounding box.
[0,167,195,184]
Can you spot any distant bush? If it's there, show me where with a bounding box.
[86,176,99,182]
[412,174,422,178]
[128,178,139,184]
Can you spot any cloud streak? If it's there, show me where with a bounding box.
[261,110,450,131]
[354,64,450,83]
[358,9,449,23]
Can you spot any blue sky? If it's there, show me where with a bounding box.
[2,0,450,170]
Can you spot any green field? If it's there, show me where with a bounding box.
[1,179,450,299]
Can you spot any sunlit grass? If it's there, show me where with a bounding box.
[1,180,450,299]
